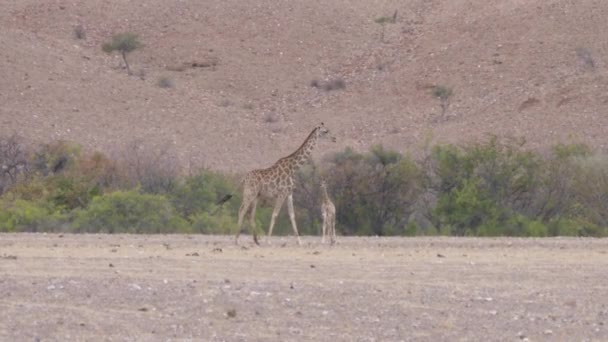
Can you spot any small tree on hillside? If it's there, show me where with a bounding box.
[432,85,453,117]
[374,10,397,43]
[102,32,142,75]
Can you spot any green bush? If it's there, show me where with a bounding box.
[6,149,117,211]
[191,211,237,235]
[170,171,238,219]
[2,136,608,237]
[0,199,66,232]
[72,190,189,233]
[326,145,423,236]
[430,138,546,235]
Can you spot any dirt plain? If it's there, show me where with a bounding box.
[0,234,607,341]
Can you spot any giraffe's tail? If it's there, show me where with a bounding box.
[215,194,233,206]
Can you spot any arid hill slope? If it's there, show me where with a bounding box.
[1,0,607,171]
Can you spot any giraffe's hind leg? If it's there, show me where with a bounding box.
[249,198,259,245]
[330,213,336,245]
[236,189,256,245]
[321,211,327,244]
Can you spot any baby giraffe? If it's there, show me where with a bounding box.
[320,179,336,245]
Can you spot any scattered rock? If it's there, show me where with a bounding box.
[226,308,237,318]
[310,264,316,269]
[109,263,114,268]
[437,253,446,258]
[212,247,223,253]
[138,307,149,312]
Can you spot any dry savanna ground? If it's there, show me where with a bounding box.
[1,233,607,341]
[2,0,608,171]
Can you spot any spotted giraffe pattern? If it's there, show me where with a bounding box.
[235,123,335,245]
[320,179,336,245]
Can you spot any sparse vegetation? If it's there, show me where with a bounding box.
[311,78,346,92]
[73,25,86,40]
[374,10,398,43]
[102,32,142,75]
[431,85,453,116]
[219,99,232,107]
[263,112,280,123]
[323,78,346,91]
[157,76,174,88]
[226,308,237,318]
[576,47,595,70]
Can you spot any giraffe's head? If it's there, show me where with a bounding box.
[320,178,328,190]
[316,122,337,142]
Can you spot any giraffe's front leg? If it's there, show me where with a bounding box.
[267,194,287,245]
[287,194,302,246]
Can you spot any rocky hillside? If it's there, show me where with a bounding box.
[1,0,607,171]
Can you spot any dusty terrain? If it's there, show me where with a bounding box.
[2,0,608,171]
[1,234,607,341]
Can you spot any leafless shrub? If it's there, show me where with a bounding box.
[323,78,346,91]
[73,25,86,40]
[374,10,398,43]
[157,76,174,88]
[576,47,595,70]
[0,134,29,194]
[572,155,608,226]
[518,97,540,112]
[431,85,453,116]
[226,308,237,318]
[262,112,280,123]
[117,140,180,194]
[310,78,346,91]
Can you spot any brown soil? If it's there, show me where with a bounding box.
[1,234,607,341]
[1,1,608,172]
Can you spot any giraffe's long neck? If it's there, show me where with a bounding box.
[277,127,319,173]
[321,186,330,204]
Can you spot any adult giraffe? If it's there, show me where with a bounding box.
[234,123,335,245]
